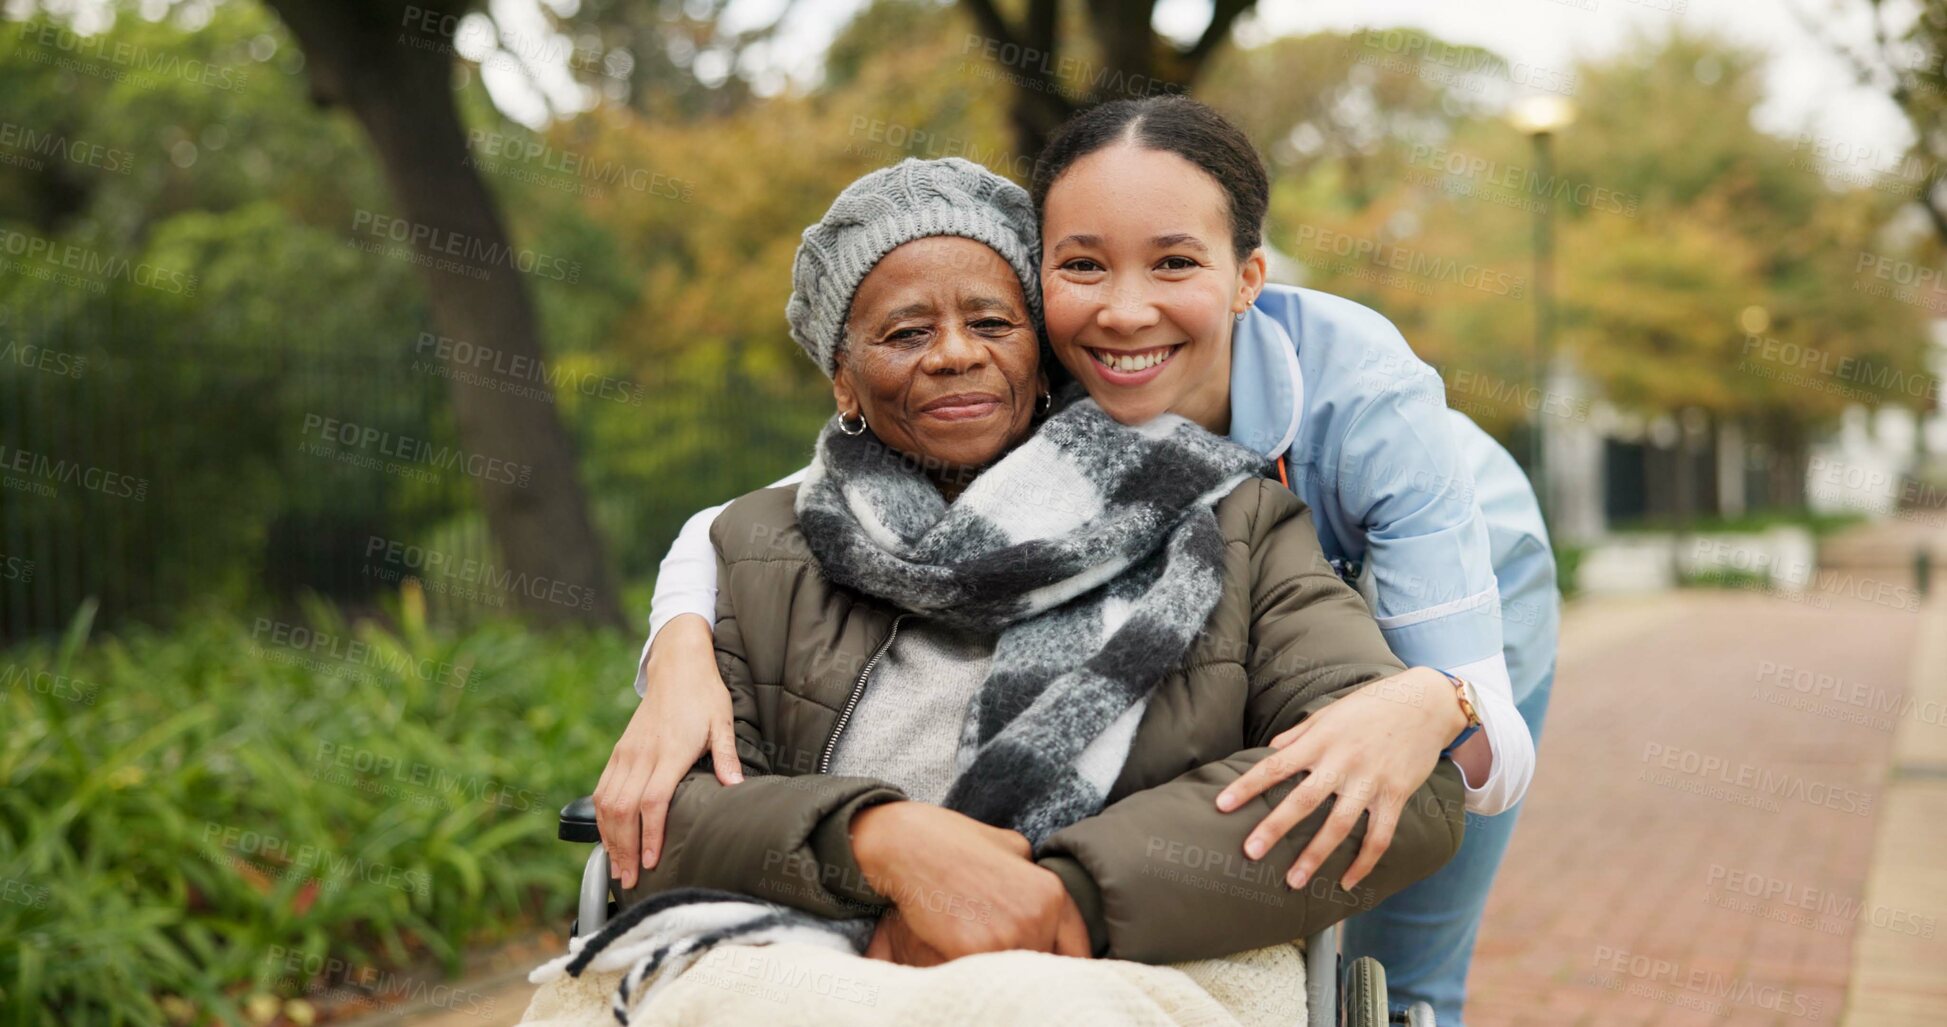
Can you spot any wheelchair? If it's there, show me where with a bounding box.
[557,796,1435,1026]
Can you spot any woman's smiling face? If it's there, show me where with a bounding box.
[832,236,1043,490]
[1040,142,1265,434]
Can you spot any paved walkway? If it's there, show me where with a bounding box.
[1844,523,1947,1026]
[1467,524,1942,1026]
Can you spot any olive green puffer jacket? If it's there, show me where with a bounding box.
[622,476,1466,964]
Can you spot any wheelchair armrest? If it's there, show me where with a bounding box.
[559,794,600,843]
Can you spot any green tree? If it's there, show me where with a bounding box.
[1808,0,1947,244]
[253,0,627,628]
[1200,28,1509,209]
[1198,27,1935,525]
[1247,31,1932,481]
[0,6,448,634]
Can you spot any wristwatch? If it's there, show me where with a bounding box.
[1439,670,1483,727]
[1437,670,1482,755]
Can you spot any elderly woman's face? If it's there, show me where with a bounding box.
[834,236,1043,483]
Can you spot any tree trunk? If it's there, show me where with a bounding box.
[958,0,1072,159]
[263,0,628,629]
[1083,0,1161,95]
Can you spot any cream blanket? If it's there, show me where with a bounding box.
[518,941,1305,1027]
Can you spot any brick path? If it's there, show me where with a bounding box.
[1466,581,1929,1026]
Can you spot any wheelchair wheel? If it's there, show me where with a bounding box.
[1401,999,1436,1026]
[1344,956,1388,1027]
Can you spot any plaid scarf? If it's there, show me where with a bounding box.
[532,393,1263,1021]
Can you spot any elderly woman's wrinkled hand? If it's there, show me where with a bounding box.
[864,909,949,966]
[851,801,1092,962]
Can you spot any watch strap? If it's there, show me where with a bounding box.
[1437,669,1483,727]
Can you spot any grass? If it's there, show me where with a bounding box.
[1678,567,1773,591]
[0,587,639,1025]
[1609,508,1867,538]
[1553,544,1584,601]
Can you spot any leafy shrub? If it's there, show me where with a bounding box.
[0,593,636,1024]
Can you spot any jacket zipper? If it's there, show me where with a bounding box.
[818,613,908,773]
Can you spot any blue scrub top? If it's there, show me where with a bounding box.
[1228,284,1559,707]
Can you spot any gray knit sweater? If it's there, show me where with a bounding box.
[826,618,1150,806]
[826,620,993,804]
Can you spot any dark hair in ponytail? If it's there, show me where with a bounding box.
[1030,96,1269,260]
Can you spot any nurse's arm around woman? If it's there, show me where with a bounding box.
[618,474,1467,965]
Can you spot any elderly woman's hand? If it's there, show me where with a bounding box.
[594,615,744,889]
[863,909,948,966]
[1213,667,1470,893]
[851,801,1092,962]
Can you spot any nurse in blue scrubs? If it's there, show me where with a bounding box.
[621,100,1557,1027]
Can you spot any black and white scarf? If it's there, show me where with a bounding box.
[532,393,1264,1021]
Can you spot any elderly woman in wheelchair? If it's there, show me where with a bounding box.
[525,158,1465,1027]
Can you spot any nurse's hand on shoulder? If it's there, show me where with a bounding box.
[1214,667,1468,893]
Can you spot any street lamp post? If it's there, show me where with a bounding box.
[1508,95,1577,530]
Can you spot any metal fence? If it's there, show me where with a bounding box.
[0,297,823,643]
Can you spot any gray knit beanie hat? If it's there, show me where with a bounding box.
[787,157,1042,377]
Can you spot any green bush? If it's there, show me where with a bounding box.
[1610,509,1867,538]
[1679,567,1772,591]
[0,594,637,1024]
